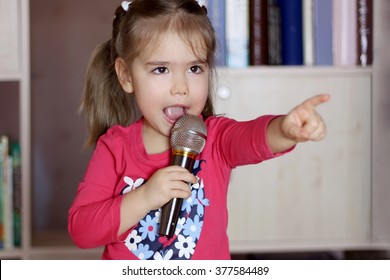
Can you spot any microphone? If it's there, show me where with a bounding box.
[159,114,207,238]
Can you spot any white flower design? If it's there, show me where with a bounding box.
[175,235,195,259]
[153,249,173,260]
[124,230,142,251]
[155,210,161,224]
[122,176,144,194]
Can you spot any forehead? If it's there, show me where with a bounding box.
[139,31,208,61]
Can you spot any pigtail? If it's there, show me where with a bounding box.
[80,40,135,148]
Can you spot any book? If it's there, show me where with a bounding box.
[267,0,282,65]
[357,0,373,66]
[313,0,333,65]
[4,156,14,249]
[333,0,357,66]
[0,136,5,249]
[206,0,227,66]
[249,0,269,65]
[303,0,314,65]
[0,136,19,249]
[11,142,21,247]
[278,0,304,65]
[0,135,9,249]
[226,0,249,67]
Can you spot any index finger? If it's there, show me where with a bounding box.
[301,94,330,110]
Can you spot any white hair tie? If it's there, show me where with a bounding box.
[121,1,131,12]
[196,0,206,8]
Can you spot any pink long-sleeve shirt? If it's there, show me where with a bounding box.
[68,115,290,259]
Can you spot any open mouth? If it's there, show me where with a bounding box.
[163,106,188,123]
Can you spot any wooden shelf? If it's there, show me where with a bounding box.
[31,230,102,259]
[0,73,22,82]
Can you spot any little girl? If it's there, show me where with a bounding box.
[68,0,329,260]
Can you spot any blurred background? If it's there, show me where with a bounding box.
[0,0,389,259]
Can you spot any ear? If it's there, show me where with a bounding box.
[115,57,134,93]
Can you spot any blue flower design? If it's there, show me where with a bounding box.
[182,215,203,241]
[182,189,197,213]
[121,159,210,260]
[196,181,210,217]
[133,243,154,260]
[192,159,206,176]
[138,214,158,242]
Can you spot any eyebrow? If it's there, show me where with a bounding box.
[145,59,207,66]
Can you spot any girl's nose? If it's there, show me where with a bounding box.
[172,89,187,96]
[170,74,188,96]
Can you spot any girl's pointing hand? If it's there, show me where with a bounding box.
[281,93,330,142]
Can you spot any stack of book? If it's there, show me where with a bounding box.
[205,0,373,67]
[0,135,21,250]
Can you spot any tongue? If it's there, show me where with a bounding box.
[164,106,185,122]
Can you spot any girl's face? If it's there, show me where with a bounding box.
[127,32,210,153]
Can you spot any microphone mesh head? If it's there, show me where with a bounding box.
[170,115,207,154]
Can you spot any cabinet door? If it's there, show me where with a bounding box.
[0,0,20,73]
[215,68,372,250]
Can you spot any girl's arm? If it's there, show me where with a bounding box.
[266,94,330,153]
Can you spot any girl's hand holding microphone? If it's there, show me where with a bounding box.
[140,166,195,211]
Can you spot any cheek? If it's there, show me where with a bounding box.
[133,81,162,102]
[198,79,210,102]
[132,90,156,116]
[192,84,210,114]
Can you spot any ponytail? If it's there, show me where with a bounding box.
[80,40,139,148]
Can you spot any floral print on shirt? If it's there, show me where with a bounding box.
[121,160,209,260]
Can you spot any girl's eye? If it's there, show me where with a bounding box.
[152,67,168,74]
[189,66,203,74]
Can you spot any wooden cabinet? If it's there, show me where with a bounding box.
[215,67,377,252]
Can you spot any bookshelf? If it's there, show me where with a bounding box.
[0,0,31,259]
[0,0,388,259]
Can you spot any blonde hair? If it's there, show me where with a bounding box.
[81,0,216,148]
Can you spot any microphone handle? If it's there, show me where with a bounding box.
[159,149,197,238]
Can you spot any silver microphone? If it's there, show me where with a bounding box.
[159,114,207,238]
